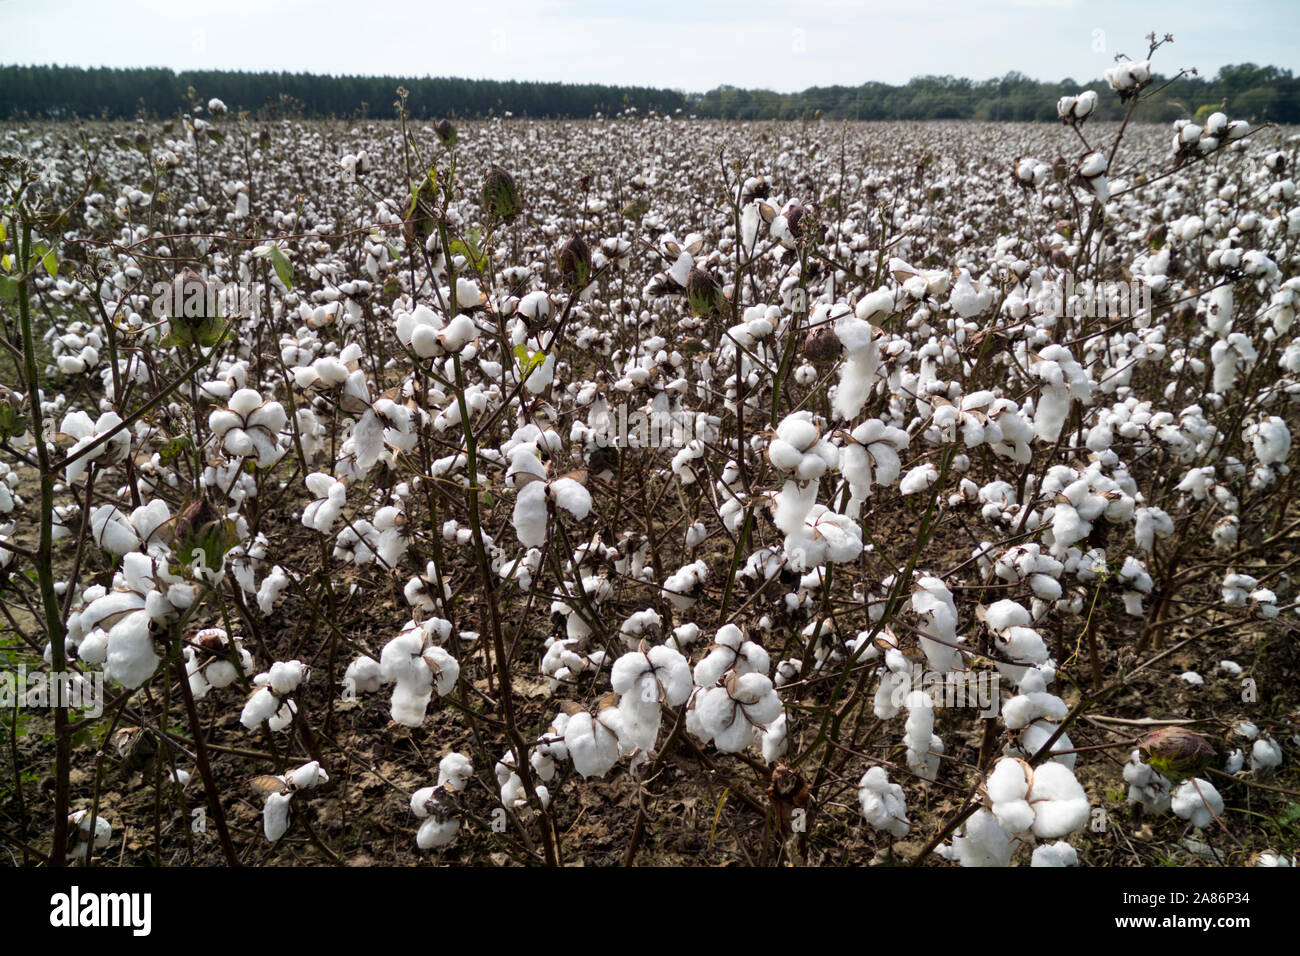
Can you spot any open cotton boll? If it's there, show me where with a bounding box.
[417,815,460,849]
[548,476,592,520]
[858,766,910,838]
[1171,778,1224,828]
[343,655,383,694]
[952,809,1013,867]
[1025,762,1090,838]
[437,752,474,791]
[1249,737,1283,772]
[1031,842,1079,867]
[285,760,329,789]
[695,672,782,753]
[1001,691,1069,730]
[912,577,963,674]
[263,790,293,842]
[899,463,938,495]
[566,709,623,778]
[240,686,281,729]
[987,758,1035,834]
[832,305,883,420]
[1123,751,1172,813]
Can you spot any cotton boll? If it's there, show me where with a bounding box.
[858,766,910,838]
[899,463,938,495]
[417,815,460,849]
[1124,750,1172,813]
[1026,762,1090,838]
[1250,737,1282,772]
[1031,842,1079,867]
[566,709,622,778]
[1171,778,1224,828]
[263,791,292,842]
[952,809,1012,867]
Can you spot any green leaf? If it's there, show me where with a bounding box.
[513,343,546,377]
[0,221,6,242]
[0,275,16,303]
[254,244,293,290]
[449,227,487,271]
[41,246,57,277]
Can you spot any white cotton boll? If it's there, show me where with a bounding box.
[1250,737,1282,772]
[417,815,460,849]
[285,761,329,789]
[104,612,161,689]
[1016,721,1076,769]
[985,599,1030,631]
[1171,778,1224,828]
[952,809,1012,867]
[390,680,432,727]
[858,766,910,838]
[437,752,474,791]
[263,791,292,842]
[899,463,938,495]
[344,655,383,694]
[267,660,306,695]
[761,713,788,764]
[1224,749,1244,774]
[240,686,280,729]
[525,354,557,393]
[1031,842,1079,867]
[437,314,479,353]
[1124,751,1172,813]
[1001,692,1069,730]
[512,480,548,548]
[566,710,622,778]
[772,479,818,535]
[1180,671,1204,686]
[987,758,1034,833]
[549,477,592,520]
[1249,416,1291,465]
[1027,762,1090,838]
[423,645,460,697]
[913,577,962,673]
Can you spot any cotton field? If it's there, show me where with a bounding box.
[2,49,1299,868]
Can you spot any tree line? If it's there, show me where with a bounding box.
[1,63,1296,124]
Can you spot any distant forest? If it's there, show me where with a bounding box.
[1,63,1297,123]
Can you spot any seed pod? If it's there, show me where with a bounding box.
[434,119,457,148]
[685,267,724,319]
[557,234,592,289]
[766,763,811,834]
[1139,727,1216,782]
[481,164,522,220]
[171,268,212,320]
[803,325,840,365]
[785,204,814,240]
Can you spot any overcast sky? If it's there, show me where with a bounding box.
[2,0,1296,93]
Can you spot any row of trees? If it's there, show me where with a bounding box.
[0,66,688,120]
[1,63,1296,123]
[696,65,1300,122]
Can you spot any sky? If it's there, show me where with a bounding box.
[1,0,1297,93]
